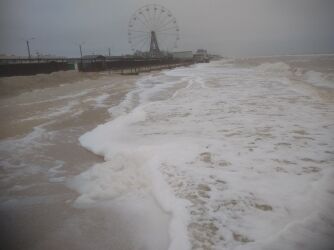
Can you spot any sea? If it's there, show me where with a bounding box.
[1,56,334,250]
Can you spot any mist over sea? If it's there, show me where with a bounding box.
[1,56,334,250]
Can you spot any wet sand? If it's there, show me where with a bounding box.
[0,72,170,250]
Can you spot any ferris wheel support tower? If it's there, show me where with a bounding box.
[149,31,160,57]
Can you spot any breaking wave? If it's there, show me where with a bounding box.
[70,60,334,250]
[256,62,291,75]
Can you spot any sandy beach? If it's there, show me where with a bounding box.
[1,56,334,250]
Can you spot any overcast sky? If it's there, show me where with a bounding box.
[0,0,333,57]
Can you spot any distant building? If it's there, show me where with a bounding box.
[172,51,193,60]
[194,49,210,63]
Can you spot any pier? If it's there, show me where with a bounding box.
[0,57,195,77]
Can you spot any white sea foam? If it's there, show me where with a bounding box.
[17,89,91,106]
[0,123,53,152]
[304,70,334,89]
[72,61,334,250]
[107,72,189,118]
[84,93,110,108]
[256,61,290,71]
[20,100,80,121]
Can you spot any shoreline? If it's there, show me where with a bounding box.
[0,70,107,98]
[0,71,171,250]
[0,62,195,99]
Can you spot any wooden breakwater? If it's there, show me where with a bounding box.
[0,61,75,77]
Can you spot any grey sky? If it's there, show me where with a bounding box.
[0,0,333,57]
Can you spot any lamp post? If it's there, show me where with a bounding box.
[78,42,86,65]
[26,37,35,60]
[79,44,83,59]
[36,51,40,62]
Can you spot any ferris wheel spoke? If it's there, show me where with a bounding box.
[149,10,158,30]
[132,35,147,45]
[157,37,168,51]
[156,15,170,30]
[131,36,149,43]
[153,8,157,28]
[140,11,153,30]
[132,36,148,48]
[158,25,178,32]
[155,10,164,29]
[132,18,148,31]
[156,18,176,31]
[157,26,179,33]
[146,8,154,25]
[156,22,173,33]
[129,30,149,33]
[153,8,162,30]
[155,12,170,29]
[136,13,149,29]
[130,34,149,40]
[136,15,151,30]
[130,32,149,37]
[129,30,149,35]
[139,37,149,51]
[140,11,150,26]
[157,32,178,36]
[138,37,149,52]
[151,9,157,30]
[149,8,157,28]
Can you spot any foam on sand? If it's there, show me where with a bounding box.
[303,70,334,89]
[255,62,291,76]
[73,106,192,250]
[71,60,334,250]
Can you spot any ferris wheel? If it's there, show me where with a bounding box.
[128,4,180,56]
